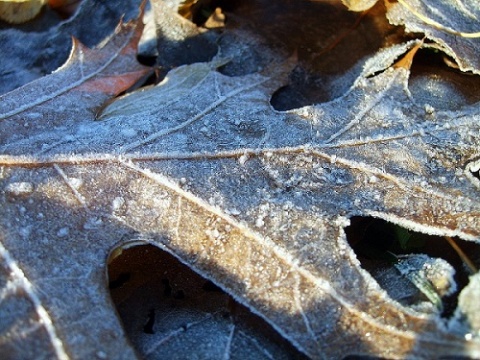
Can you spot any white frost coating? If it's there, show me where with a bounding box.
[112,196,125,211]
[56,227,70,238]
[53,164,88,210]
[96,350,107,359]
[457,273,480,337]
[367,210,479,241]
[118,75,269,153]
[0,144,470,221]
[83,217,103,230]
[324,72,399,144]
[5,181,33,196]
[424,104,435,114]
[222,324,235,360]
[120,128,137,137]
[465,159,480,190]
[0,24,138,121]
[119,160,423,348]
[68,177,83,190]
[238,153,249,165]
[293,273,317,343]
[0,242,69,360]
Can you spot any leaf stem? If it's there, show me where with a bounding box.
[444,236,478,274]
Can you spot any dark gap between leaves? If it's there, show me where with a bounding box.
[107,243,308,359]
[137,54,157,67]
[111,0,404,113]
[467,159,480,184]
[161,279,172,297]
[262,0,402,110]
[202,279,223,292]
[178,0,219,26]
[143,308,156,334]
[346,216,480,318]
[109,272,131,290]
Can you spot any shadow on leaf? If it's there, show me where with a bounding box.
[108,242,308,359]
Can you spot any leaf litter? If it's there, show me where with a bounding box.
[1,0,480,359]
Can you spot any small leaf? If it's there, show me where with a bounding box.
[0,0,150,151]
[97,61,223,120]
[341,0,378,12]
[0,0,46,24]
[394,254,457,311]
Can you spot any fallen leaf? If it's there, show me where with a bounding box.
[0,0,145,95]
[1,0,480,359]
[108,243,308,359]
[152,0,218,70]
[387,0,480,73]
[393,39,423,70]
[341,0,378,12]
[0,0,46,24]
[0,2,150,152]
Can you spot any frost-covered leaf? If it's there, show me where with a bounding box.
[387,0,480,73]
[0,3,150,153]
[108,243,307,360]
[455,272,480,338]
[0,0,145,94]
[1,0,480,359]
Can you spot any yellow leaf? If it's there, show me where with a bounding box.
[0,0,47,24]
[341,0,378,12]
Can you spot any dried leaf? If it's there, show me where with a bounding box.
[341,0,378,12]
[387,0,480,73]
[108,243,308,359]
[0,0,144,95]
[0,3,150,152]
[1,0,480,359]
[0,0,46,24]
[204,7,225,29]
[393,39,423,70]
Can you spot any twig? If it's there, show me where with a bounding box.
[444,236,478,274]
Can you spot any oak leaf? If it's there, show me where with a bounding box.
[1,0,480,359]
[387,0,480,73]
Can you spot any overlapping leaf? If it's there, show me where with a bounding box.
[387,0,480,73]
[0,0,144,95]
[1,0,480,359]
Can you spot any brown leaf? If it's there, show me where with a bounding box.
[386,0,480,73]
[0,1,150,153]
[1,0,480,359]
[0,1,148,117]
[393,39,423,70]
